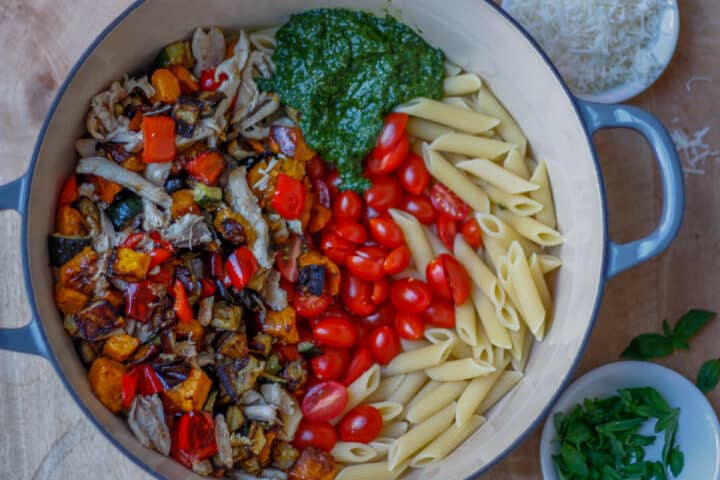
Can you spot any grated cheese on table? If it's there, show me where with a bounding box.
[504,0,670,94]
[670,126,720,175]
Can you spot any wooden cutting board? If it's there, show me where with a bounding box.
[1,1,718,478]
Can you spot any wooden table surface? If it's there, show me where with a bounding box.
[1,1,718,478]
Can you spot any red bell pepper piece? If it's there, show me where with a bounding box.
[121,368,140,409]
[185,151,225,186]
[138,364,164,395]
[121,232,146,249]
[271,174,306,219]
[124,281,157,323]
[148,248,172,269]
[142,115,176,163]
[172,411,218,468]
[172,279,193,323]
[199,277,217,298]
[59,174,78,206]
[199,68,228,92]
[148,231,174,252]
[225,246,258,291]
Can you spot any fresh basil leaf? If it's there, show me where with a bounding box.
[659,409,679,465]
[671,309,715,343]
[597,417,645,433]
[668,447,684,476]
[565,420,593,445]
[654,461,669,480]
[662,319,673,338]
[600,464,623,479]
[559,443,589,477]
[622,387,671,417]
[621,334,674,360]
[697,359,720,393]
[626,434,656,448]
[670,337,690,350]
[621,460,648,476]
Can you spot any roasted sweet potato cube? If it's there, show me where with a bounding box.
[262,307,299,344]
[56,205,89,236]
[102,289,124,310]
[88,357,125,413]
[288,447,335,480]
[111,247,151,282]
[102,333,140,362]
[217,331,248,360]
[54,283,89,315]
[174,318,205,345]
[59,246,98,295]
[161,367,212,411]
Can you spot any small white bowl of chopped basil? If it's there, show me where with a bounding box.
[540,361,720,479]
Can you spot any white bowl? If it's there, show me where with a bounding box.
[540,361,720,480]
[502,0,680,104]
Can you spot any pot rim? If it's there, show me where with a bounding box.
[19,1,609,478]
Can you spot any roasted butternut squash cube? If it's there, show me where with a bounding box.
[59,246,98,295]
[88,357,125,414]
[54,283,89,315]
[213,205,255,246]
[298,251,340,296]
[56,205,88,236]
[170,189,200,219]
[262,307,299,344]
[111,247,151,282]
[162,368,212,411]
[217,331,248,360]
[102,333,140,362]
[289,447,335,480]
[174,318,205,345]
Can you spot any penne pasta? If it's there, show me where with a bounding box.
[454,236,505,307]
[538,253,563,274]
[382,341,453,377]
[422,145,491,213]
[369,436,395,458]
[425,358,495,382]
[404,381,440,417]
[456,159,540,194]
[380,421,410,438]
[510,325,534,372]
[477,182,543,217]
[336,460,410,480]
[430,132,514,160]
[423,226,450,256]
[424,327,473,359]
[443,73,483,96]
[482,235,507,270]
[444,60,463,76]
[366,375,406,403]
[529,161,557,228]
[477,371,523,415]
[455,300,479,347]
[495,209,564,247]
[529,254,553,312]
[331,442,378,463]
[388,372,428,406]
[387,403,456,470]
[472,322,494,364]
[406,381,467,424]
[495,300,521,332]
[370,401,404,423]
[475,85,528,157]
[388,209,435,275]
[400,338,430,352]
[406,117,455,142]
[475,212,539,256]
[471,284,512,349]
[395,98,500,134]
[411,415,486,467]
[502,148,531,179]
[331,364,381,424]
[442,96,473,111]
[455,364,507,426]
[507,242,546,340]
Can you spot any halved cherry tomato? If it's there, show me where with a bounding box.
[225,246,258,291]
[423,297,456,328]
[334,191,363,224]
[359,303,395,331]
[375,134,409,174]
[394,311,426,340]
[383,245,411,275]
[336,222,368,244]
[371,113,408,159]
[371,278,390,305]
[397,152,431,195]
[293,420,338,452]
[313,317,358,348]
[399,194,437,224]
[342,345,373,386]
[312,178,331,208]
[307,157,327,180]
[320,231,355,265]
[425,256,452,300]
[326,171,342,199]
[368,217,405,248]
[390,278,433,313]
[301,381,348,422]
[311,347,350,381]
[276,234,302,282]
[199,68,228,91]
[437,214,458,251]
[368,326,401,365]
[425,254,471,305]
[364,176,403,212]
[272,174,306,219]
[430,183,470,221]
[338,405,383,443]
[461,217,483,249]
[341,273,376,316]
[294,291,331,317]
[346,246,387,282]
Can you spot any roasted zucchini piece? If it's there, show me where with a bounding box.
[48,234,91,267]
[172,96,200,138]
[106,190,142,229]
[192,183,222,209]
[155,40,194,68]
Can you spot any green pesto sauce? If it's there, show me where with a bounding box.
[259,8,445,192]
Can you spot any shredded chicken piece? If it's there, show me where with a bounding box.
[143,199,170,232]
[128,394,171,455]
[123,74,155,98]
[75,138,98,158]
[162,213,213,249]
[225,167,271,268]
[261,383,301,441]
[76,157,172,208]
[86,81,126,140]
[143,162,172,187]
[244,404,278,423]
[212,31,250,134]
[261,270,288,311]
[192,27,227,77]
[215,414,234,469]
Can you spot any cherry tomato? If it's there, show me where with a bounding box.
[425,256,453,300]
[430,183,470,221]
[334,191,362,224]
[336,222,368,245]
[225,247,258,291]
[199,68,228,91]
[327,171,342,199]
[371,113,408,159]
[394,311,426,340]
[294,291,331,317]
[423,297,456,328]
[361,205,382,227]
[359,303,395,331]
[368,326,401,365]
[342,345,373,386]
[398,152,430,195]
[311,347,350,381]
[375,134,409,174]
[346,246,387,282]
[341,272,376,316]
[293,420,338,452]
[383,245,411,275]
[271,174,306,219]
[312,178,331,209]
[399,194,437,224]
[390,278,433,313]
[301,381,348,422]
[364,176,403,212]
[371,278,390,305]
[461,217,483,249]
[442,254,472,305]
[313,317,358,348]
[307,157,327,180]
[276,234,302,282]
[320,230,355,265]
[338,405,383,443]
[368,217,405,248]
[437,214,458,251]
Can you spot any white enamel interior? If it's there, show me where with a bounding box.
[24,0,606,478]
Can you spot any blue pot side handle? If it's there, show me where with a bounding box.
[0,174,48,358]
[578,101,685,279]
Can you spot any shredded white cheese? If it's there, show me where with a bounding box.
[504,0,670,94]
[686,76,712,92]
[670,125,720,175]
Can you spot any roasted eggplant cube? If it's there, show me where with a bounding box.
[74,300,121,341]
[297,265,325,296]
[155,40,194,68]
[172,97,200,138]
[217,356,265,402]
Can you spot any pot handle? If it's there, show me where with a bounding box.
[0,174,48,357]
[578,101,684,279]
